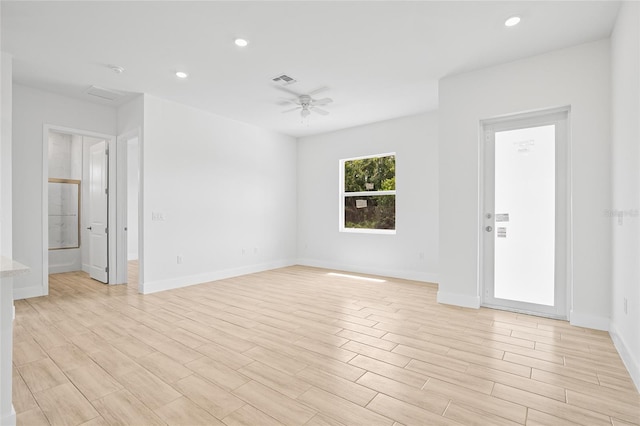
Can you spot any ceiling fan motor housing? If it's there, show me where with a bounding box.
[300,95,312,108]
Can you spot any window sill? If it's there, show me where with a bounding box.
[339,228,396,235]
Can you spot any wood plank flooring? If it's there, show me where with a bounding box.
[12,266,640,425]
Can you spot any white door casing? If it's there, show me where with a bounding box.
[88,141,108,283]
[481,108,570,319]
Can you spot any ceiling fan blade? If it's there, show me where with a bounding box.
[277,97,300,106]
[282,106,302,113]
[273,85,302,97]
[308,86,329,96]
[312,97,333,106]
[310,106,329,115]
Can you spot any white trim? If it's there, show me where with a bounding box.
[339,228,396,235]
[41,127,48,297]
[479,107,572,318]
[48,262,81,275]
[137,125,144,292]
[437,290,481,309]
[115,129,141,286]
[341,151,396,162]
[344,190,396,197]
[141,260,296,294]
[609,321,640,392]
[339,152,397,233]
[484,303,566,320]
[297,258,439,284]
[569,310,609,331]
[480,106,572,126]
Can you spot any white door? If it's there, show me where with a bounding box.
[88,141,108,283]
[482,109,568,318]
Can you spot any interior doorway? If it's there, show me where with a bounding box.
[481,108,570,319]
[46,130,108,282]
[115,130,142,290]
[43,126,117,292]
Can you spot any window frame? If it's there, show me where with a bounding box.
[339,152,397,235]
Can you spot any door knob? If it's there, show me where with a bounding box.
[86,226,92,230]
[485,226,493,232]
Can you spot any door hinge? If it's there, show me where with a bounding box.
[105,149,109,155]
[105,188,108,195]
[105,227,108,234]
[105,266,108,273]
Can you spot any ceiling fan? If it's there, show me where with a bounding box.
[275,86,333,118]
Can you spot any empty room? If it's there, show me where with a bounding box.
[0,1,638,425]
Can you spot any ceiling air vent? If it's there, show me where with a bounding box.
[272,74,297,86]
[85,85,124,101]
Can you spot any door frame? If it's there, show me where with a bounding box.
[42,125,117,294]
[478,106,573,320]
[115,128,143,290]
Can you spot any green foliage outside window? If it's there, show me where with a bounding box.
[343,155,396,230]
[344,155,395,192]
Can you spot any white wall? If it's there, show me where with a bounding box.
[0,49,16,426]
[1,53,12,259]
[438,40,611,330]
[117,95,143,137]
[140,95,297,293]
[297,113,439,282]
[12,85,117,299]
[610,1,640,390]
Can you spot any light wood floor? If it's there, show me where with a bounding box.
[13,266,639,426]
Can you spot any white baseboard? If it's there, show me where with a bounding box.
[609,321,640,392]
[436,290,480,309]
[13,285,46,300]
[296,258,439,284]
[569,310,609,331]
[142,259,297,294]
[82,263,90,273]
[48,263,81,274]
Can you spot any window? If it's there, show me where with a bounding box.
[340,153,396,233]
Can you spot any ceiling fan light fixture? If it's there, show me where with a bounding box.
[301,109,311,118]
[175,71,189,79]
[234,38,249,47]
[504,15,521,27]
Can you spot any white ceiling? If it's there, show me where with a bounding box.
[1,1,620,137]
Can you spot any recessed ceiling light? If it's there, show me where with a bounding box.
[504,16,521,27]
[234,38,249,47]
[175,71,188,79]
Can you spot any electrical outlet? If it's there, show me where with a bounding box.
[624,297,628,315]
[419,252,425,260]
[177,255,183,264]
[254,247,258,254]
[241,248,246,255]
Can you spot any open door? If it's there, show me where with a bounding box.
[88,141,109,283]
